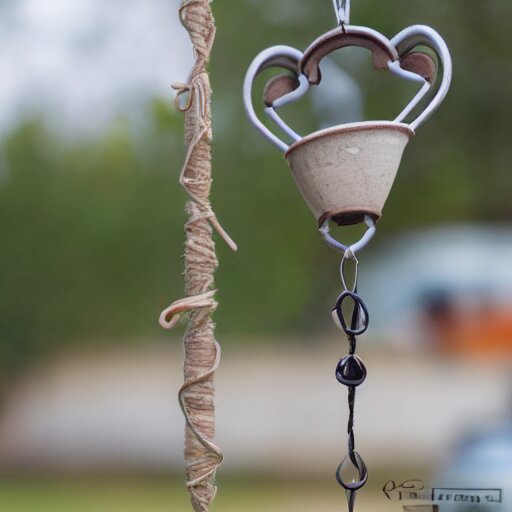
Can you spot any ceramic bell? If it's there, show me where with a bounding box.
[244,15,452,229]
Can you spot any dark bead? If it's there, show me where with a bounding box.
[336,355,367,386]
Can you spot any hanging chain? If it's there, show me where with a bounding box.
[332,253,369,512]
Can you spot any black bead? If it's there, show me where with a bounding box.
[336,355,367,386]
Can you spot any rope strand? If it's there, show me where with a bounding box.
[160,1,235,510]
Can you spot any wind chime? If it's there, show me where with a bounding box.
[243,0,452,510]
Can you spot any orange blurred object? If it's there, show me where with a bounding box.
[425,302,512,358]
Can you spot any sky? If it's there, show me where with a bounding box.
[0,0,191,135]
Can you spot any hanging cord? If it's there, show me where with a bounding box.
[332,252,369,512]
[160,1,237,511]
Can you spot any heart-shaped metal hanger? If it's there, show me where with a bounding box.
[243,17,452,153]
[243,0,452,258]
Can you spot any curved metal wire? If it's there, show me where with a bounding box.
[319,215,376,259]
[391,25,453,130]
[243,45,307,152]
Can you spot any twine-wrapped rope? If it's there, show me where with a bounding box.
[159,1,236,511]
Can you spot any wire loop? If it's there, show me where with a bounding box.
[332,0,351,26]
[336,451,368,491]
[319,215,376,258]
[332,291,369,337]
[340,254,359,293]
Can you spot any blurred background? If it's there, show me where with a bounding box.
[0,0,511,510]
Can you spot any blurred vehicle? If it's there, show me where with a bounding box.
[435,419,512,511]
[362,225,512,358]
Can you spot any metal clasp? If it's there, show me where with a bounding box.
[332,0,351,26]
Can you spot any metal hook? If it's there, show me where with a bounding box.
[340,255,359,293]
[332,0,351,26]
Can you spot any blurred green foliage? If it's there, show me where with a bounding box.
[0,0,511,372]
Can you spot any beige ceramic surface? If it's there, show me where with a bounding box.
[285,121,414,226]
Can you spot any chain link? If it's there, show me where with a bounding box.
[332,257,369,512]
